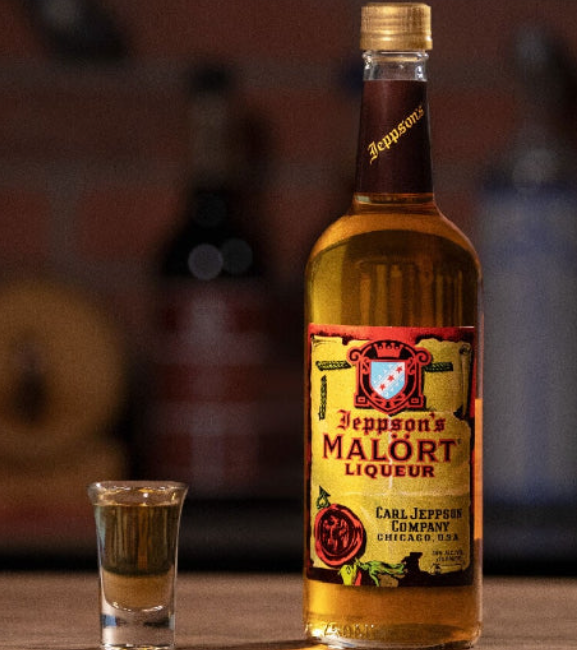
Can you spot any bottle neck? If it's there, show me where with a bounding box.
[354,50,433,201]
[187,92,233,187]
[184,88,238,228]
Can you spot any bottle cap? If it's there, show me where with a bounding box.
[361,3,432,51]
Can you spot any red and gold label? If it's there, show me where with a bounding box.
[306,325,477,588]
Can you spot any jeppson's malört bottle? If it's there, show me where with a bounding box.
[304,4,482,648]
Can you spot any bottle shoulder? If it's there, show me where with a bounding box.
[307,199,480,273]
[305,199,481,327]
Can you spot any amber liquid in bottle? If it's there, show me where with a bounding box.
[303,25,482,650]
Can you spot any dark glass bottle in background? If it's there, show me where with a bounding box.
[145,65,304,570]
[147,66,274,499]
[479,27,577,571]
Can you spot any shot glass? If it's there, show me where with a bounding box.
[87,481,188,650]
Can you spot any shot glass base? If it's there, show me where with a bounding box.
[100,606,175,650]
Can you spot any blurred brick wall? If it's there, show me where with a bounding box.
[0,0,575,562]
[0,0,576,378]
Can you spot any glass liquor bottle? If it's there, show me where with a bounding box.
[148,66,272,499]
[479,26,577,567]
[304,4,482,648]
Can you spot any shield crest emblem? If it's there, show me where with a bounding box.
[348,339,432,415]
[370,361,406,399]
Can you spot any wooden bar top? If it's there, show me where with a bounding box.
[0,572,575,649]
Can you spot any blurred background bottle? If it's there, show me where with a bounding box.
[479,26,577,571]
[144,65,302,569]
[147,65,274,497]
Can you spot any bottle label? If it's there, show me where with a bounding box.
[355,80,432,195]
[306,324,477,588]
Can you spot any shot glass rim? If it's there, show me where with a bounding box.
[88,480,188,492]
[87,481,188,506]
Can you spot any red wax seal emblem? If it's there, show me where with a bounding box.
[314,503,366,568]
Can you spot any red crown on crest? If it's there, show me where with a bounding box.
[375,340,403,358]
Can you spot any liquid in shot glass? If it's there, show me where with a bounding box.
[88,481,188,650]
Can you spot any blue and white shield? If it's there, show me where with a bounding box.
[370,361,406,399]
